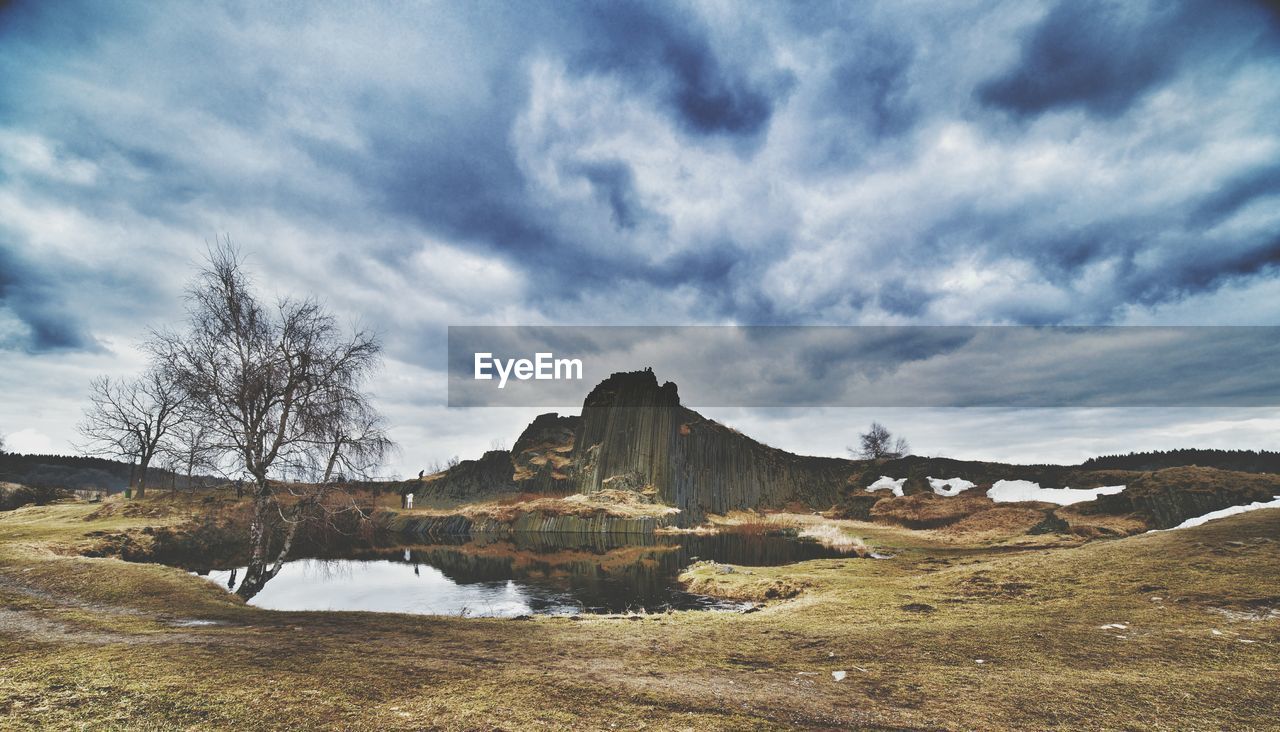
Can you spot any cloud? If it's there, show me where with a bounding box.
[4,428,54,454]
[0,0,1278,472]
[445,325,1280,409]
[978,1,1187,117]
[978,0,1280,118]
[568,0,788,139]
[0,241,101,352]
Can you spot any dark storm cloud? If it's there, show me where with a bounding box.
[979,0,1280,118]
[2,0,1280,467]
[0,242,100,353]
[572,161,642,230]
[978,1,1187,117]
[1,0,1279,367]
[1189,161,1280,226]
[569,0,786,138]
[827,36,917,138]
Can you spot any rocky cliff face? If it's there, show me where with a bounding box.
[418,450,517,499]
[421,369,860,522]
[571,369,856,521]
[419,370,1280,529]
[511,412,579,493]
[1109,466,1280,529]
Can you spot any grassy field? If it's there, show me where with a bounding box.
[1,497,1278,730]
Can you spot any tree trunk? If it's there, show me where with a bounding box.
[135,456,150,499]
[322,439,341,483]
[236,486,275,600]
[237,520,300,600]
[235,481,308,601]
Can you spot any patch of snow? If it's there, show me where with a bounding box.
[1211,629,1223,636]
[927,476,976,497]
[987,480,1126,506]
[1099,623,1128,630]
[832,670,847,682]
[1157,496,1280,531]
[974,659,985,664]
[865,476,906,497]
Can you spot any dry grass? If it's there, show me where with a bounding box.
[1055,505,1151,538]
[2,497,1279,730]
[1126,465,1280,501]
[405,488,680,523]
[869,493,1001,529]
[938,504,1054,537]
[796,523,867,553]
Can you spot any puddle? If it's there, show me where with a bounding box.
[183,532,860,617]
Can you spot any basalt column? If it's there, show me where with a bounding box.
[572,369,680,503]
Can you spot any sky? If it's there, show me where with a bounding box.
[1,0,1279,476]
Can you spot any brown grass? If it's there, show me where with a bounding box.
[1055,505,1150,538]
[938,505,1053,538]
[1126,465,1280,501]
[4,497,1280,729]
[869,493,999,529]
[410,488,680,523]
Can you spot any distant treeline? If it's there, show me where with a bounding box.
[0,452,219,493]
[1080,449,1280,473]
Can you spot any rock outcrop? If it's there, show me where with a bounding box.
[417,369,1280,531]
[1106,466,1280,529]
[570,370,856,522]
[419,450,518,499]
[511,412,579,492]
[421,369,860,522]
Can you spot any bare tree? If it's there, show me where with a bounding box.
[157,450,182,493]
[164,422,221,492]
[311,395,395,484]
[851,422,910,461]
[151,241,388,599]
[77,369,186,498]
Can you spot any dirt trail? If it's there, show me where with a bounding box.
[0,569,232,646]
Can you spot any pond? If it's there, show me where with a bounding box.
[191,532,860,617]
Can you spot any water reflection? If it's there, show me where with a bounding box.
[194,532,857,617]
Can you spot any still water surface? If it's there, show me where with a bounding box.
[194,532,858,617]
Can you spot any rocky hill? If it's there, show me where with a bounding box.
[419,369,1280,529]
[423,369,859,521]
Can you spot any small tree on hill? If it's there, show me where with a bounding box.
[163,422,221,492]
[77,369,186,498]
[851,422,910,460]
